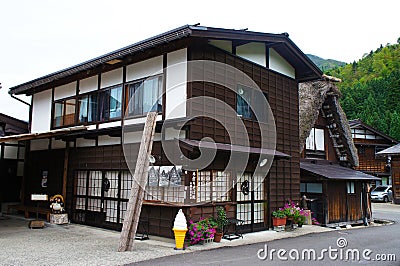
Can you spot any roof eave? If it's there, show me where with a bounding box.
[10,25,322,95]
[9,25,193,96]
[189,26,322,81]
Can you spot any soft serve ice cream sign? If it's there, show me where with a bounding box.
[172,209,188,250]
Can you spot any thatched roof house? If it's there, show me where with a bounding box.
[298,75,382,225]
[299,75,359,167]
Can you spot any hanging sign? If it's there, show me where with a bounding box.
[41,171,48,188]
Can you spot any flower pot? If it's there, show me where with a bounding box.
[272,217,287,227]
[286,217,293,225]
[214,232,223,242]
[285,217,294,230]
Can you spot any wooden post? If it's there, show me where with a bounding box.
[62,141,69,202]
[118,112,157,252]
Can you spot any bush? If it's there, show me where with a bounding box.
[279,200,309,225]
[272,209,286,218]
[188,217,216,245]
[216,206,228,233]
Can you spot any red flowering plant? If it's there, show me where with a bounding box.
[311,217,320,225]
[188,217,217,245]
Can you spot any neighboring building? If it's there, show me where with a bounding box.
[299,76,379,226]
[349,119,398,186]
[0,113,28,213]
[376,143,400,204]
[4,25,321,237]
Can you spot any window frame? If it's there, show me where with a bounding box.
[124,74,163,119]
[98,84,123,122]
[52,96,77,128]
[306,127,325,152]
[77,92,98,125]
[346,181,355,194]
[236,84,269,122]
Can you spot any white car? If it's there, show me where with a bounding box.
[371,185,393,203]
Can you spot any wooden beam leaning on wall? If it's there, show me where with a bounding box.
[118,112,158,252]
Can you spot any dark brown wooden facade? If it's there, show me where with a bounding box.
[188,42,301,217]
[349,119,398,186]
[392,157,400,204]
[300,166,365,224]
[376,144,400,204]
[0,114,27,211]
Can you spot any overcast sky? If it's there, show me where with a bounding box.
[1,0,399,121]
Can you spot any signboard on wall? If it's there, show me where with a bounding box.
[148,166,182,187]
[41,170,48,188]
[31,194,48,201]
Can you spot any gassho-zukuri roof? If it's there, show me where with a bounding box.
[299,74,359,167]
[376,143,400,156]
[9,24,322,96]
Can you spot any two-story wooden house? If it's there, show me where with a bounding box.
[0,113,27,213]
[299,76,379,226]
[4,25,321,237]
[349,119,398,186]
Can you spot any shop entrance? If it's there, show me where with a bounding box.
[72,170,132,230]
[236,173,267,232]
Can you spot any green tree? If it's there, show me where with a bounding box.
[389,111,400,141]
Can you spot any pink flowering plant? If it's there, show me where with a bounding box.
[188,217,217,245]
[279,200,309,226]
[311,217,320,225]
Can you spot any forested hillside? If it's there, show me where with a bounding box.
[326,40,400,141]
[306,54,345,71]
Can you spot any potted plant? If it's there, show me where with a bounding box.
[294,208,309,227]
[188,217,216,245]
[272,209,287,226]
[214,206,228,242]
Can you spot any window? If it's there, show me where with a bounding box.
[300,182,323,193]
[236,85,268,121]
[237,85,252,119]
[192,170,231,202]
[125,75,163,117]
[53,98,76,127]
[78,94,98,123]
[52,74,161,128]
[306,128,325,151]
[358,146,365,155]
[347,181,355,194]
[99,86,122,122]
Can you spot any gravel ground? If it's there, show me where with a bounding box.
[0,215,336,266]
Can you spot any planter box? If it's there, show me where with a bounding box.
[50,213,68,224]
[202,238,214,244]
[272,217,286,227]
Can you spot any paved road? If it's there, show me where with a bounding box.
[132,203,399,265]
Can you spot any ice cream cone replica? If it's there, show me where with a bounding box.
[172,209,188,250]
[172,228,187,250]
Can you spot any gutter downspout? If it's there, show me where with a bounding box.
[9,92,31,107]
